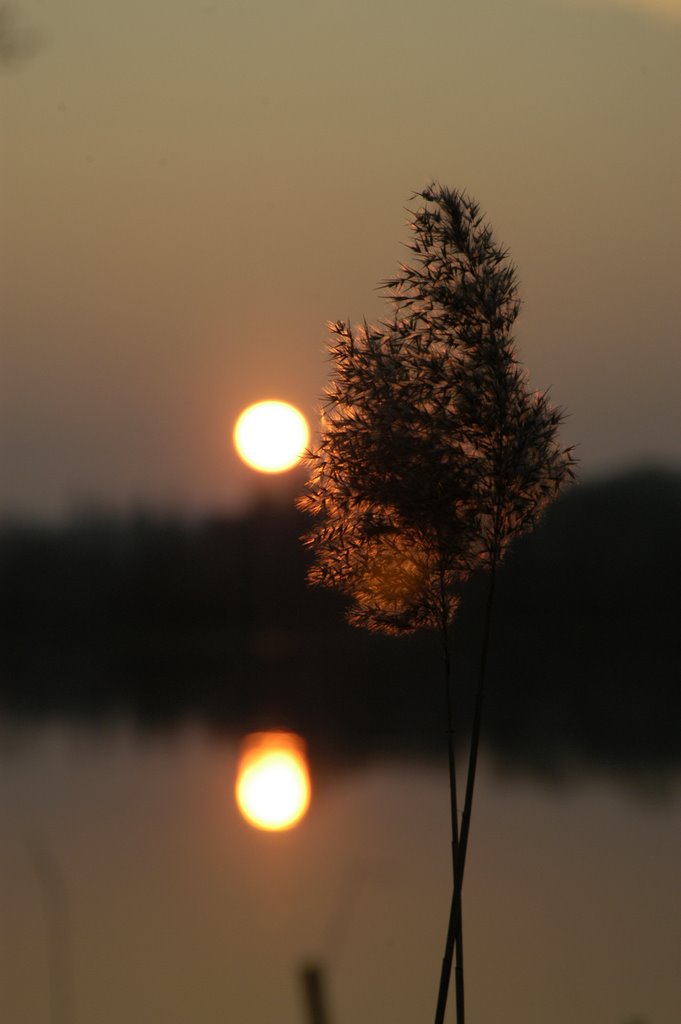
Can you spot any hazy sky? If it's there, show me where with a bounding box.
[1,0,680,518]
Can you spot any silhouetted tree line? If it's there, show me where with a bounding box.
[1,468,680,778]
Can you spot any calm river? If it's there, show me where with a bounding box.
[1,721,680,1024]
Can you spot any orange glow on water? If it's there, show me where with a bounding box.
[233,400,309,473]
[235,732,311,831]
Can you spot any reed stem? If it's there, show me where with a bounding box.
[434,559,497,1024]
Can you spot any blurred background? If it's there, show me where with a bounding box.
[1,0,680,1021]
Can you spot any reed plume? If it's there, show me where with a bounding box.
[299,183,575,1023]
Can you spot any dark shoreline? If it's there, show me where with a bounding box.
[2,467,680,779]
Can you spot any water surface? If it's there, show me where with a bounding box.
[1,721,679,1024]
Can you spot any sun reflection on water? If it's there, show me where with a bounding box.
[235,731,311,831]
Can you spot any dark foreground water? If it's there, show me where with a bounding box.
[1,720,680,1024]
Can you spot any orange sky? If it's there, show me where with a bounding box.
[1,0,680,518]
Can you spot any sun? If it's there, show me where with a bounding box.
[233,400,310,474]
[235,732,311,831]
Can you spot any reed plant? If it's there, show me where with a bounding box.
[299,184,575,1023]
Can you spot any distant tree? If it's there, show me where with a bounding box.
[300,184,575,1024]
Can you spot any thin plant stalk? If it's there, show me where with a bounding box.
[436,618,465,1024]
[28,840,73,1024]
[434,887,461,1024]
[300,963,331,1024]
[434,559,498,1024]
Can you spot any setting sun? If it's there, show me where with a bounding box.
[235,732,311,831]
[233,400,310,474]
